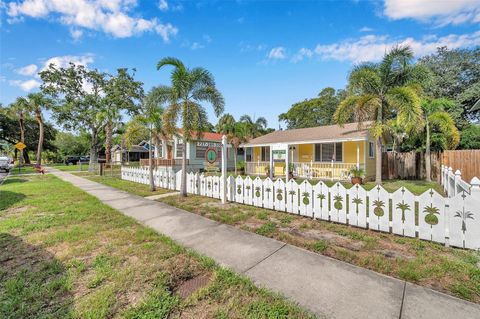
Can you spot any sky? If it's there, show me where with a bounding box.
[1,0,479,130]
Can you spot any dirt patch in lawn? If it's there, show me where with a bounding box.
[158,194,480,303]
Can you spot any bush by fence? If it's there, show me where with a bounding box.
[121,166,480,250]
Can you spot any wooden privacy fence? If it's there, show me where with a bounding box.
[122,166,480,250]
[382,151,442,181]
[442,150,480,183]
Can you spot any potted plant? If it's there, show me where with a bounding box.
[236,160,245,175]
[264,165,270,177]
[288,163,295,180]
[349,167,365,185]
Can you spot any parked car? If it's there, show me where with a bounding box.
[64,156,80,165]
[0,156,14,172]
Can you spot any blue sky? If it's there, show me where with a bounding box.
[1,0,479,129]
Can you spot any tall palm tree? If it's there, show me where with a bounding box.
[156,57,225,197]
[216,113,236,134]
[334,45,427,184]
[25,93,53,165]
[5,97,29,164]
[421,98,460,181]
[239,114,268,138]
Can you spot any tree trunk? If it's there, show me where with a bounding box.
[375,137,382,184]
[234,147,237,175]
[19,115,26,165]
[35,109,44,165]
[89,127,99,172]
[425,120,431,182]
[105,121,113,164]
[375,101,384,185]
[181,142,187,197]
[149,127,155,192]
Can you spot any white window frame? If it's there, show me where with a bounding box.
[314,142,343,162]
[368,141,375,158]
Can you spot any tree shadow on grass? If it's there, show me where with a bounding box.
[0,191,26,211]
[1,178,28,186]
[0,233,73,319]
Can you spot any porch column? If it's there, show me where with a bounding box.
[356,142,360,169]
[269,147,273,179]
[162,140,167,159]
[285,145,289,180]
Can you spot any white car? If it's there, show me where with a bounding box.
[0,156,14,173]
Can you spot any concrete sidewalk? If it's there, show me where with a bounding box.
[53,171,480,319]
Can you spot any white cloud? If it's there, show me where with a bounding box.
[313,31,480,63]
[190,42,204,50]
[267,47,286,59]
[70,28,83,40]
[158,0,168,11]
[291,48,313,63]
[41,54,94,70]
[359,26,374,32]
[383,0,480,25]
[9,79,41,91]
[7,0,178,40]
[15,64,38,76]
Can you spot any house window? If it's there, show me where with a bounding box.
[261,146,270,162]
[246,148,252,161]
[368,141,374,158]
[195,144,208,159]
[176,143,184,158]
[335,142,343,162]
[237,148,245,156]
[314,143,343,162]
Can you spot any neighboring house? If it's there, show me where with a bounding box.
[135,131,239,172]
[241,122,377,180]
[111,141,150,163]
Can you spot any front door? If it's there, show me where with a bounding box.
[167,145,173,160]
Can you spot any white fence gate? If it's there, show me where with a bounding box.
[122,166,480,250]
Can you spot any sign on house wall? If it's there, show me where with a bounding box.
[204,147,220,172]
[272,149,286,160]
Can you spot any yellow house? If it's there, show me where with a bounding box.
[241,122,377,180]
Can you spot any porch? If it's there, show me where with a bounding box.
[244,139,373,181]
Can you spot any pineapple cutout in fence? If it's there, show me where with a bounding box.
[423,203,440,226]
[237,185,242,195]
[368,185,389,232]
[418,188,445,244]
[277,189,283,201]
[302,192,310,205]
[330,182,347,223]
[333,195,343,210]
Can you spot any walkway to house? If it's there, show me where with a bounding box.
[52,170,480,319]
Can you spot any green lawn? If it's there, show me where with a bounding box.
[84,176,172,197]
[0,175,313,319]
[8,166,38,175]
[49,164,90,172]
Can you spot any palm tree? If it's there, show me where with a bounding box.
[5,97,29,164]
[421,98,460,181]
[239,114,268,138]
[25,93,53,165]
[334,45,427,184]
[156,57,225,197]
[216,113,236,133]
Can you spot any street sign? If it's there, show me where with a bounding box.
[15,142,26,150]
[205,148,217,164]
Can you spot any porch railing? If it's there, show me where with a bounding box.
[246,161,269,175]
[139,158,187,167]
[293,162,361,180]
[245,161,363,180]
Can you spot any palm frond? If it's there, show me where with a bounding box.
[157,57,186,71]
[386,85,423,134]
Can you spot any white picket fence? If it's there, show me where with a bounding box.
[440,165,473,197]
[122,166,480,250]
